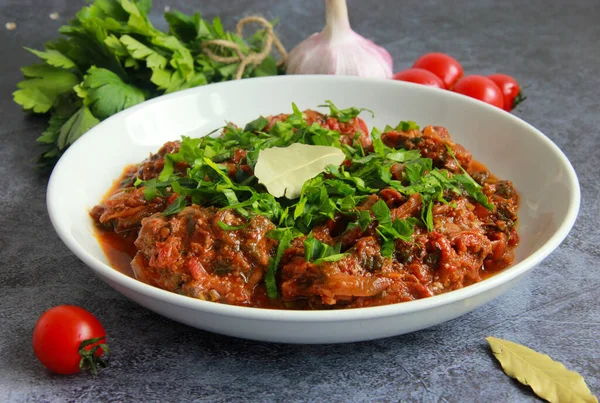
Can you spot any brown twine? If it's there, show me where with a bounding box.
[201,16,287,80]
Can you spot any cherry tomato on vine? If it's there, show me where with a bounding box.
[392,68,445,88]
[32,305,109,375]
[413,53,464,89]
[453,75,505,109]
[488,73,525,111]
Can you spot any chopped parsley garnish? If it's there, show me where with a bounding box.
[132,101,494,298]
[162,195,187,216]
[371,200,419,257]
[217,221,250,231]
[304,233,347,264]
[265,228,299,299]
[319,100,374,123]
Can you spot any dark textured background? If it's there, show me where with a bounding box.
[1,0,599,402]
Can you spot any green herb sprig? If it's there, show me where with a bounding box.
[14,0,282,168]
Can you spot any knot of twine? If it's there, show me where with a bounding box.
[201,16,287,80]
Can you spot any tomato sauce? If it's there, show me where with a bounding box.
[95,228,138,277]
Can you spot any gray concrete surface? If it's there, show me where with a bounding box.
[1,0,599,402]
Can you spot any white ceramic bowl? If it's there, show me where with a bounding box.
[47,76,580,344]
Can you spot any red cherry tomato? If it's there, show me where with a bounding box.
[413,53,464,89]
[453,75,505,109]
[488,73,525,111]
[32,305,108,375]
[392,68,445,88]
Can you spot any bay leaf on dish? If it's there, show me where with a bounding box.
[487,337,598,403]
[254,143,345,199]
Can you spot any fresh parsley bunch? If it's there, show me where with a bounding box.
[13,0,282,168]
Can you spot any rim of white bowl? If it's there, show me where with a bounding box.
[47,75,581,323]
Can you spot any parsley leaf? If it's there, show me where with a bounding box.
[143,178,159,200]
[265,228,297,299]
[394,217,419,238]
[304,233,343,262]
[372,199,393,229]
[371,127,386,156]
[75,66,145,120]
[395,120,420,132]
[320,100,374,123]
[404,158,433,184]
[371,199,418,256]
[422,200,434,231]
[24,48,77,70]
[119,35,168,69]
[446,146,495,211]
[314,253,348,265]
[387,149,422,163]
[37,115,69,145]
[162,194,188,216]
[244,116,268,132]
[380,241,396,259]
[151,35,195,79]
[358,210,373,231]
[14,64,80,113]
[253,56,278,77]
[217,221,249,231]
[165,10,202,43]
[56,106,100,150]
[455,174,495,211]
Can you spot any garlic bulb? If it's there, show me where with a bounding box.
[286,0,393,78]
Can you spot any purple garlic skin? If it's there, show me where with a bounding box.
[286,0,393,78]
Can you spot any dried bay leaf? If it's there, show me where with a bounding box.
[254,143,346,199]
[487,337,598,403]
